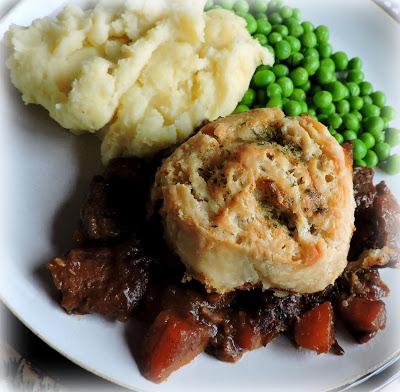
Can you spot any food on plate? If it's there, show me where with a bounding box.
[6,0,272,161]
[6,0,400,385]
[48,109,400,383]
[220,0,400,173]
[151,108,355,294]
[294,301,335,354]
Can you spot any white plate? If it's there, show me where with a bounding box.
[1,0,400,391]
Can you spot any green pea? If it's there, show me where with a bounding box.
[336,100,350,116]
[352,139,368,160]
[268,32,282,45]
[347,70,365,84]
[220,0,235,9]
[280,6,293,19]
[292,8,301,20]
[273,25,289,37]
[354,159,367,167]
[287,21,304,37]
[253,0,267,13]
[329,113,343,129]
[269,12,283,25]
[266,96,283,108]
[300,80,311,93]
[369,128,385,144]
[277,77,294,98]
[290,67,308,87]
[320,58,336,72]
[267,83,282,98]
[385,128,400,147]
[334,133,344,144]
[302,57,319,76]
[313,91,333,109]
[272,65,287,79]
[318,113,328,123]
[363,96,373,105]
[265,45,275,56]
[301,21,314,33]
[332,51,348,71]
[349,96,364,111]
[257,89,267,104]
[318,43,333,59]
[286,36,301,52]
[241,88,256,107]
[308,108,317,117]
[370,91,387,108]
[343,113,360,131]
[301,31,317,48]
[234,104,249,113]
[359,81,373,96]
[348,57,362,70]
[233,0,250,14]
[315,25,329,43]
[300,100,308,114]
[254,33,268,46]
[244,13,258,34]
[316,67,335,85]
[290,88,306,102]
[256,18,272,35]
[255,12,268,20]
[374,142,391,161]
[343,130,357,141]
[346,82,360,97]
[204,0,214,11]
[352,111,362,122]
[287,52,304,67]
[382,154,400,175]
[361,103,380,118]
[210,4,222,9]
[364,116,385,134]
[359,133,376,149]
[381,106,396,122]
[303,47,319,60]
[364,150,379,168]
[253,69,276,87]
[283,100,302,116]
[275,40,292,60]
[329,81,348,102]
[320,102,336,116]
[268,0,282,13]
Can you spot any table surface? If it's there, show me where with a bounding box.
[1,1,400,391]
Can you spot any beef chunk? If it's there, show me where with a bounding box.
[353,167,376,211]
[80,176,121,241]
[336,268,389,301]
[79,158,158,242]
[48,237,151,321]
[349,168,400,265]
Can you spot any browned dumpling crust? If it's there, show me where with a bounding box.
[152,108,355,294]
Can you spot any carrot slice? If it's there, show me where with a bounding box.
[294,301,334,354]
[140,310,210,383]
[338,297,386,343]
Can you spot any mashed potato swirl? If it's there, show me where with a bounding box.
[6,0,272,161]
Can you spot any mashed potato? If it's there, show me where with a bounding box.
[6,0,273,162]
